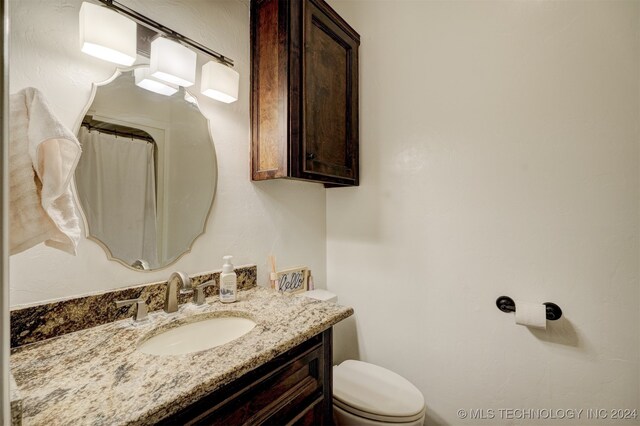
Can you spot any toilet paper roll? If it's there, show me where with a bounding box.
[515,300,547,329]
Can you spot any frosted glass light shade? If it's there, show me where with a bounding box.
[134,68,178,96]
[200,61,239,103]
[79,2,137,66]
[150,38,197,87]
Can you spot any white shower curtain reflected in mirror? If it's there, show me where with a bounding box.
[75,127,158,268]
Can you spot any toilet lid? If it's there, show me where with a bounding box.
[333,360,425,420]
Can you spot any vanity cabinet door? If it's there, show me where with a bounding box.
[160,329,333,425]
[300,0,359,184]
[251,0,360,187]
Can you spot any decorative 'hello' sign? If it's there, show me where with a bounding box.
[276,267,309,294]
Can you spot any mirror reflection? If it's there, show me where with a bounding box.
[74,68,217,270]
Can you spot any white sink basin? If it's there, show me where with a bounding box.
[138,316,256,356]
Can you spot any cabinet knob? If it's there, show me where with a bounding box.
[306,153,316,160]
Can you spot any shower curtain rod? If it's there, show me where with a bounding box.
[81,122,156,144]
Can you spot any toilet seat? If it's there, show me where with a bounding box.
[333,360,425,423]
[333,397,426,423]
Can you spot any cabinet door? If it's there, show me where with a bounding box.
[157,330,334,426]
[302,0,359,185]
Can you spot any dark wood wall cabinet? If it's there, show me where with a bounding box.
[159,329,334,425]
[251,0,360,187]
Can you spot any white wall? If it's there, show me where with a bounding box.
[9,0,326,306]
[327,1,639,424]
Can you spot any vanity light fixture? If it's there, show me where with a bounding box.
[81,1,239,103]
[134,67,178,96]
[200,61,240,104]
[150,37,197,87]
[79,2,137,66]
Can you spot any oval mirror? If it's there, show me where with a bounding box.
[74,67,217,271]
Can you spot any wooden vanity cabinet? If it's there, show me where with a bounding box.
[159,329,334,425]
[251,0,360,187]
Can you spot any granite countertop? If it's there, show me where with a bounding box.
[10,372,22,426]
[11,287,353,425]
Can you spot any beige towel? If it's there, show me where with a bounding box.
[9,87,82,255]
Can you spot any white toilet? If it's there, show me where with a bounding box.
[304,290,426,426]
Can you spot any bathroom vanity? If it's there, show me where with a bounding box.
[161,329,332,425]
[10,284,352,425]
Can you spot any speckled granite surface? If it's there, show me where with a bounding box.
[10,266,257,347]
[11,287,353,425]
[10,372,22,426]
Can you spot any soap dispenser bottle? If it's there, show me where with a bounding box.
[220,255,237,303]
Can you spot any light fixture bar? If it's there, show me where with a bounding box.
[96,0,234,68]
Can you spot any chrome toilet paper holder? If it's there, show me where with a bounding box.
[496,296,562,321]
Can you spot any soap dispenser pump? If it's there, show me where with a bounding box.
[220,255,237,303]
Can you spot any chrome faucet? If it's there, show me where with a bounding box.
[164,271,193,313]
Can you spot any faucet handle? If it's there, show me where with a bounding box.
[194,280,217,305]
[174,271,193,294]
[115,298,148,322]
